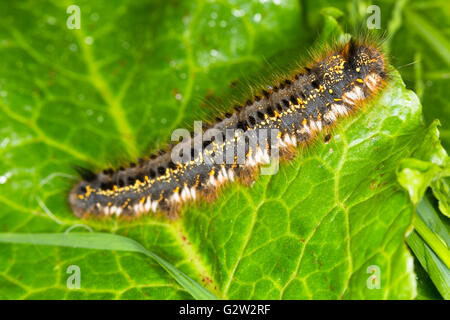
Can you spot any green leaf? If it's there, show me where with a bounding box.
[0,0,440,300]
[397,158,442,205]
[431,177,450,219]
[397,119,450,207]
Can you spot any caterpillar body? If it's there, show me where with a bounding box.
[69,38,387,219]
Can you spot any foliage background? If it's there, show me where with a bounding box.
[0,0,448,300]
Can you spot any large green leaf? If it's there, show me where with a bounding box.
[0,0,438,299]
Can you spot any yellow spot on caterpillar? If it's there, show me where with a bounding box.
[209,169,215,176]
[78,194,84,200]
[122,198,131,208]
[334,98,342,101]
[140,197,146,203]
[194,175,200,187]
[328,89,333,94]
[356,78,364,83]
[356,67,361,72]
[85,185,93,197]
[302,118,308,125]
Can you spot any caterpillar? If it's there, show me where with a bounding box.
[69,37,387,219]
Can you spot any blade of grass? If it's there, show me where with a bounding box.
[407,194,450,299]
[417,195,450,244]
[414,213,450,269]
[405,9,450,67]
[0,232,218,300]
[413,255,443,300]
[407,231,450,299]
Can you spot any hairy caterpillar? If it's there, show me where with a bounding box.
[69,37,387,219]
